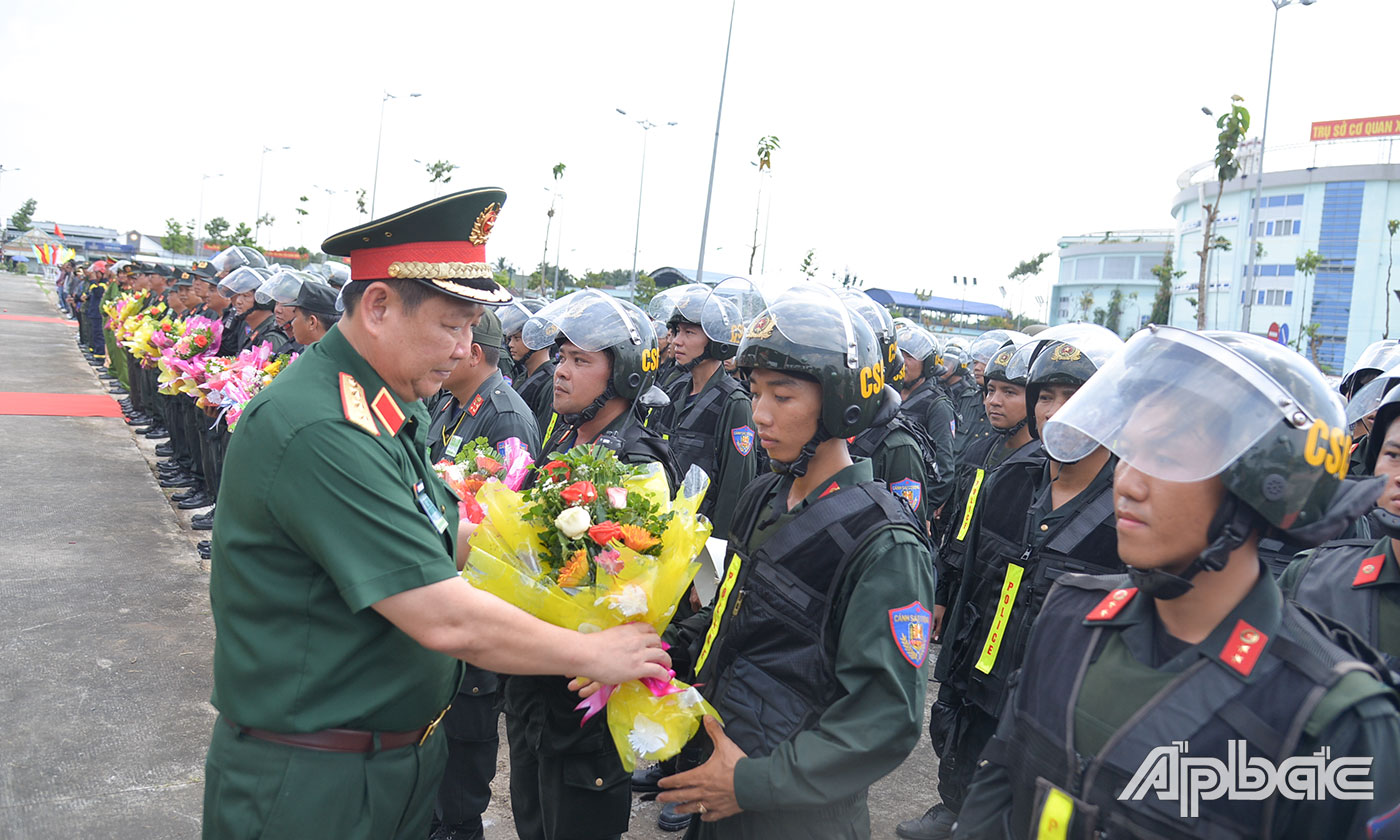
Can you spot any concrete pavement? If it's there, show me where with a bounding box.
[0,270,941,839]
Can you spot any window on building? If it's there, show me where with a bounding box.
[1286,194,1304,206]
[1075,258,1099,282]
[1285,291,1293,305]
[1102,256,1134,279]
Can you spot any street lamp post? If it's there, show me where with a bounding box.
[314,185,340,239]
[1240,0,1318,335]
[371,91,421,218]
[255,146,290,246]
[617,109,678,294]
[197,173,223,257]
[695,0,737,287]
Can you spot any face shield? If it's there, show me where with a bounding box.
[701,278,769,349]
[757,285,862,369]
[647,283,711,325]
[838,290,895,345]
[1345,364,1400,426]
[1042,326,1317,482]
[1010,322,1124,381]
[499,299,540,337]
[969,329,1028,366]
[893,321,938,363]
[210,246,250,274]
[256,269,315,306]
[523,289,646,352]
[218,266,269,296]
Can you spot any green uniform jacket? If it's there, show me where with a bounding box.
[657,368,757,538]
[427,369,542,464]
[863,425,930,528]
[1281,536,1400,660]
[677,461,935,839]
[954,569,1400,840]
[209,325,462,733]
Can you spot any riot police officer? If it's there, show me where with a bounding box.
[500,298,555,431]
[891,319,956,522]
[954,327,1400,839]
[657,285,935,840]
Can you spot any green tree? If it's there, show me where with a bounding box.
[424,160,459,184]
[1092,307,1107,326]
[1293,248,1324,364]
[295,195,310,224]
[1076,288,1096,322]
[1387,219,1399,339]
[10,198,36,232]
[1106,288,1124,334]
[204,216,230,244]
[257,213,275,231]
[541,163,566,296]
[1008,251,1051,329]
[748,135,780,274]
[229,222,256,247]
[355,188,368,215]
[1149,252,1185,324]
[1196,96,1251,330]
[162,217,195,254]
[633,272,658,305]
[799,249,817,280]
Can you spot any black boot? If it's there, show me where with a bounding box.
[895,804,957,840]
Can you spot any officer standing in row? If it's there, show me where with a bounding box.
[954,327,1400,840]
[202,188,671,840]
[892,319,956,526]
[899,325,1125,840]
[656,286,935,839]
[648,282,757,538]
[500,298,556,431]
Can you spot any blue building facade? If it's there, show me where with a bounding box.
[1049,232,1172,338]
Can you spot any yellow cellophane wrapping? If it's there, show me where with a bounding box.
[464,464,719,770]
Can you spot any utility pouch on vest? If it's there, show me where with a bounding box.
[1031,776,1097,840]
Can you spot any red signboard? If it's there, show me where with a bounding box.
[263,249,305,260]
[1310,115,1400,142]
[1267,322,1280,342]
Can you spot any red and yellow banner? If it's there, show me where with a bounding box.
[1310,115,1400,142]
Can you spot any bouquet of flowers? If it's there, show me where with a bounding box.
[465,445,716,771]
[433,436,534,523]
[157,317,224,397]
[199,344,296,429]
[120,302,170,367]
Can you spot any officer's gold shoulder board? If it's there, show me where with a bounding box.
[339,373,380,436]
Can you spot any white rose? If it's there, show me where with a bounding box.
[555,506,593,539]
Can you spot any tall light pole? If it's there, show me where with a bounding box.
[314,185,340,239]
[1240,0,1318,334]
[0,165,20,244]
[371,91,421,218]
[695,0,737,285]
[255,146,290,246]
[197,173,223,257]
[618,109,678,293]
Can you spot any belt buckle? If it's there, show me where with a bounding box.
[419,705,451,746]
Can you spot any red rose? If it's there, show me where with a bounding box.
[542,460,570,481]
[475,455,504,474]
[194,334,209,348]
[559,480,598,505]
[587,520,623,546]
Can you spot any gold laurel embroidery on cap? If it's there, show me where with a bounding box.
[427,278,513,303]
[745,314,777,339]
[387,261,495,280]
[469,202,500,246]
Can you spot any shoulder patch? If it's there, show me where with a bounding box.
[1353,554,1386,588]
[819,481,841,499]
[339,373,379,436]
[502,374,514,387]
[370,387,405,437]
[468,394,485,417]
[1085,587,1137,622]
[891,477,922,511]
[731,425,754,456]
[889,601,932,667]
[1218,619,1268,677]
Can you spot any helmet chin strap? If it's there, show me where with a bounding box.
[560,383,618,427]
[1374,509,1400,540]
[1127,495,1256,600]
[770,429,830,479]
[994,416,1029,438]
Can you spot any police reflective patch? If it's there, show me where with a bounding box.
[889,601,932,667]
[731,425,754,456]
[891,477,922,510]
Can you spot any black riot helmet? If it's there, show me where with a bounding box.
[523,290,659,424]
[892,317,939,387]
[841,290,903,384]
[736,285,888,477]
[1044,326,1383,600]
[1341,340,1400,399]
[1021,323,1125,440]
[649,283,736,364]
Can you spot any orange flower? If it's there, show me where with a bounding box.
[618,524,659,552]
[558,549,590,587]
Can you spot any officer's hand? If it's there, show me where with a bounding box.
[933,604,946,642]
[455,519,479,570]
[581,622,672,685]
[657,717,745,821]
[567,677,602,698]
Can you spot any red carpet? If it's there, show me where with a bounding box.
[0,314,78,325]
[0,392,123,417]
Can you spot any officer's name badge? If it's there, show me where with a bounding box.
[889,601,932,667]
[731,425,754,456]
[414,480,450,534]
[891,477,922,511]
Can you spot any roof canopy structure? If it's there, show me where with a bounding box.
[864,287,1010,319]
[649,266,749,288]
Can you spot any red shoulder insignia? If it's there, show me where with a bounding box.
[1353,554,1386,587]
[339,373,379,436]
[818,482,840,499]
[467,394,485,417]
[1219,619,1268,677]
[1085,587,1137,622]
[370,387,405,437]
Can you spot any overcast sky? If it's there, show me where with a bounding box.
[2,0,1395,315]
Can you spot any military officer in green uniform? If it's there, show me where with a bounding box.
[954,327,1400,840]
[500,297,556,433]
[504,289,677,840]
[1282,385,1400,670]
[202,188,671,840]
[647,282,758,538]
[655,285,935,840]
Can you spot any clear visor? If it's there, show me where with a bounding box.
[701,278,768,346]
[1345,366,1400,426]
[1042,326,1313,481]
[218,266,266,295]
[1010,323,1124,380]
[647,283,710,324]
[1350,341,1400,379]
[324,261,350,286]
[210,246,249,273]
[756,285,861,367]
[257,270,313,305]
[839,290,894,342]
[499,300,536,337]
[943,339,969,367]
[970,330,1027,365]
[523,289,644,352]
[894,322,938,361]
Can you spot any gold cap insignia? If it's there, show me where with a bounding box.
[468,202,500,246]
[1050,343,1083,362]
[745,313,777,340]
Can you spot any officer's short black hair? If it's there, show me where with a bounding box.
[340,278,438,316]
[476,343,500,367]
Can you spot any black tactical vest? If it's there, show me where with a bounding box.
[850,409,942,489]
[515,360,555,419]
[900,378,954,442]
[545,416,680,491]
[942,461,1120,715]
[1288,538,1400,671]
[697,472,925,759]
[663,372,740,498]
[990,573,1376,840]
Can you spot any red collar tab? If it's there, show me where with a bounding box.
[818,482,840,499]
[370,387,406,437]
[348,240,486,282]
[1219,618,1268,677]
[1085,587,1138,622]
[1353,554,1386,587]
[467,394,485,416]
